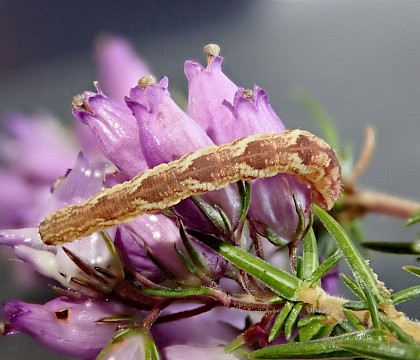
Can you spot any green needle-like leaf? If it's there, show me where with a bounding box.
[297,316,333,342]
[145,333,161,360]
[190,196,231,234]
[405,211,420,226]
[189,230,304,300]
[238,180,252,225]
[342,300,368,311]
[313,205,384,303]
[250,329,388,359]
[339,339,420,360]
[174,244,201,278]
[359,278,381,329]
[269,301,294,342]
[298,321,325,342]
[361,241,420,255]
[178,221,206,272]
[340,273,365,299]
[403,265,420,278]
[305,249,342,287]
[302,228,320,281]
[315,324,334,340]
[298,315,329,328]
[391,285,420,305]
[224,335,246,353]
[380,315,417,345]
[285,302,304,339]
[343,309,365,331]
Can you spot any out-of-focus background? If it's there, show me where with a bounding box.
[1,1,420,358]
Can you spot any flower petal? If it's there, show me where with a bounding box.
[95,35,151,102]
[126,77,213,167]
[185,55,237,138]
[3,297,130,359]
[72,87,148,179]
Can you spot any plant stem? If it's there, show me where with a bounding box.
[344,189,420,219]
[298,286,420,343]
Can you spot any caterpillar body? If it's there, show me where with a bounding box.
[39,129,342,245]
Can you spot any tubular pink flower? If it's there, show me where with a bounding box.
[119,214,228,282]
[126,77,242,230]
[0,112,77,184]
[185,55,238,138]
[126,77,214,166]
[153,306,245,354]
[226,87,311,240]
[186,58,311,241]
[95,35,151,102]
[0,113,79,228]
[72,85,148,180]
[118,214,194,281]
[3,297,132,359]
[98,329,151,360]
[1,154,122,289]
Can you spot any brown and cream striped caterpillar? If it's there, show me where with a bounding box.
[39,129,342,245]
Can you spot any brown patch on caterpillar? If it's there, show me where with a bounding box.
[39,129,342,245]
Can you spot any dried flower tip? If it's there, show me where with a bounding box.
[242,89,254,99]
[71,94,92,113]
[138,75,156,89]
[204,43,221,66]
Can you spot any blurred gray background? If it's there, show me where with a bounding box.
[1,1,420,358]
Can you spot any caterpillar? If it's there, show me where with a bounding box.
[39,129,342,245]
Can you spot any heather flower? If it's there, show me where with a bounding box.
[126,76,242,232]
[185,51,311,242]
[73,79,227,279]
[0,153,124,291]
[117,214,195,281]
[95,35,151,102]
[1,40,394,360]
[185,48,238,137]
[0,113,79,228]
[72,84,148,180]
[3,297,135,359]
[97,328,154,360]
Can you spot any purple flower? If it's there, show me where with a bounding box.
[185,54,311,241]
[95,35,151,102]
[72,84,149,180]
[97,328,153,360]
[153,305,245,359]
[0,154,124,291]
[3,297,133,359]
[127,77,214,166]
[0,113,79,228]
[185,54,238,138]
[117,214,194,281]
[126,77,242,230]
[0,39,342,359]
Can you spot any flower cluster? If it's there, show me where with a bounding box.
[2,37,419,360]
[0,37,314,359]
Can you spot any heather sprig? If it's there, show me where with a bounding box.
[1,38,420,360]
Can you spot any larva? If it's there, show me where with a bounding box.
[39,129,342,245]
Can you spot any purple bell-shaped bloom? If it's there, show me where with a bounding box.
[3,297,133,359]
[95,35,151,102]
[185,54,311,242]
[185,53,238,138]
[126,77,242,231]
[72,84,148,180]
